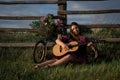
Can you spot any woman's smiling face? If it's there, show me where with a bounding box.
[71,25,80,36]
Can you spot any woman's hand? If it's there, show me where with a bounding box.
[61,44,69,51]
[56,39,69,51]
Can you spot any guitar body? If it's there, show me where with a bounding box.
[52,41,79,57]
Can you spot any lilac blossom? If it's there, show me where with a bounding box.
[54,19,63,26]
[40,16,47,25]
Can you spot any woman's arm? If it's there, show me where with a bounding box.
[55,39,64,46]
[87,42,93,47]
[55,38,69,50]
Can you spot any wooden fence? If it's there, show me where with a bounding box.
[0,0,120,47]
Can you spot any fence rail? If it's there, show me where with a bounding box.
[58,9,120,14]
[0,42,54,47]
[0,16,65,20]
[0,1,59,4]
[0,0,106,5]
[0,38,120,47]
[0,28,38,32]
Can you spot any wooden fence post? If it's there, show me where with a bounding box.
[58,0,67,25]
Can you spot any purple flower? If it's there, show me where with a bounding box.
[54,19,63,26]
[40,16,47,25]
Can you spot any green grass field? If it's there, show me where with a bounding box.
[0,47,120,80]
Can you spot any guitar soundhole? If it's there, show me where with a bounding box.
[60,46,62,52]
[68,45,73,49]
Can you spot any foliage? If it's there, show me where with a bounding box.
[30,14,65,38]
[0,32,42,42]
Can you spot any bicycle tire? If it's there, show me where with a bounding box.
[33,40,47,63]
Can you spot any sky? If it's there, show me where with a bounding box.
[0,0,120,28]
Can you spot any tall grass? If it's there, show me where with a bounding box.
[0,49,120,80]
[0,28,120,80]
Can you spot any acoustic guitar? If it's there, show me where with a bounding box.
[52,38,105,60]
[52,41,86,57]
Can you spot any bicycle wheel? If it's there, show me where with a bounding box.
[87,45,99,62]
[33,40,47,63]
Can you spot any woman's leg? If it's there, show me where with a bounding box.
[33,59,57,70]
[48,54,73,67]
[33,54,74,70]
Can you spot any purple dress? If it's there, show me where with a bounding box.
[55,35,90,63]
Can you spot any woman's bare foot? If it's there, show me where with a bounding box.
[32,64,39,71]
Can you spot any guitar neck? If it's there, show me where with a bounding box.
[78,42,87,46]
[69,42,87,48]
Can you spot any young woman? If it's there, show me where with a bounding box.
[32,22,93,70]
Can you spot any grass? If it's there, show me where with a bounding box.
[0,47,120,80]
